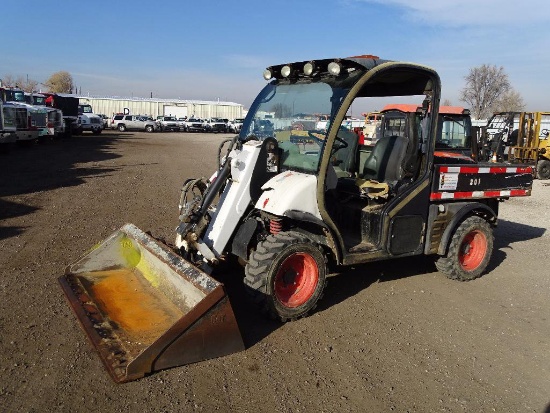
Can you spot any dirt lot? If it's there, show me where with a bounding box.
[1,130,549,413]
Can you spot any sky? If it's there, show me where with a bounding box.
[2,0,550,114]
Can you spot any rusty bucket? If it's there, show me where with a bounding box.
[59,223,244,383]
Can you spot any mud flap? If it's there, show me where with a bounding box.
[58,223,245,383]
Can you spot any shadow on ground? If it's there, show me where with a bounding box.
[215,218,546,349]
[0,132,138,240]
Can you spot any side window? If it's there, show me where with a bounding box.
[124,116,132,121]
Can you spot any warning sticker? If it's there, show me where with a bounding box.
[439,173,458,191]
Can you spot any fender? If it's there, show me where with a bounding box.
[231,211,338,263]
[425,201,498,256]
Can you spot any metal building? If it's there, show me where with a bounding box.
[73,95,244,120]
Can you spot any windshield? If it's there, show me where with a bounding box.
[437,115,471,149]
[79,105,93,114]
[241,80,350,173]
[32,96,46,105]
[6,90,26,103]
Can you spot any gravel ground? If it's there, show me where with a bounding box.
[0,130,549,413]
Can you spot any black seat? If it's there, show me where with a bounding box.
[361,135,409,182]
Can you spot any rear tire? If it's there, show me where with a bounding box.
[536,159,550,180]
[244,231,327,321]
[118,124,126,132]
[435,216,493,281]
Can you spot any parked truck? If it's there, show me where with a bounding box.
[77,103,103,134]
[59,54,533,383]
[43,93,80,137]
[1,87,48,141]
[26,92,64,139]
[0,100,17,150]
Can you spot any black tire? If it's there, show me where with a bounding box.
[244,231,327,321]
[435,216,493,281]
[118,124,126,132]
[92,128,101,135]
[536,159,550,180]
[145,125,154,133]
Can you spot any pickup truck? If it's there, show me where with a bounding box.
[203,117,228,133]
[184,117,206,132]
[156,116,179,131]
[228,118,244,133]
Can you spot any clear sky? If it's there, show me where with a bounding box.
[2,0,549,113]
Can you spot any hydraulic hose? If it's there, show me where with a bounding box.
[199,157,232,216]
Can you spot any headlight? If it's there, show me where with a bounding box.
[327,61,342,76]
[263,68,273,80]
[303,61,315,76]
[281,65,292,78]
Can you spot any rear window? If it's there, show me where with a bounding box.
[114,115,124,120]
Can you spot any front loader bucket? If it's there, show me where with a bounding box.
[58,223,245,383]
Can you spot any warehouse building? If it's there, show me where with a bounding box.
[74,95,245,120]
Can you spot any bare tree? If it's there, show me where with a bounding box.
[460,64,510,119]
[1,74,39,92]
[494,89,525,112]
[1,74,16,87]
[272,103,292,118]
[442,99,453,106]
[45,71,74,93]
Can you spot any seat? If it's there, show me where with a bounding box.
[332,128,359,178]
[360,135,409,182]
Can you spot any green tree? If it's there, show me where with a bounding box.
[45,71,74,93]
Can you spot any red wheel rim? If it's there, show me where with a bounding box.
[459,230,487,271]
[274,253,319,308]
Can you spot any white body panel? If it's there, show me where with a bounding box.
[256,171,321,219]
[204,141,263,256]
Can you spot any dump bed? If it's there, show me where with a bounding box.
[430,163,533,201]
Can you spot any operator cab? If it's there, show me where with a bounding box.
[240,56,440,257]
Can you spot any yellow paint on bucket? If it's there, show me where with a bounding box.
[86,269,183,344]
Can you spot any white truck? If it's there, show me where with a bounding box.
[26,93,64,139]
[3,102,40,142]
[203,117,229,133]
[77,103,103,134]
[1,88,48,141]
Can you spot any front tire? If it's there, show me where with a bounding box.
[244,231,327,321]
[536,159,550,180]
[435,216,493,281]
[145,125,154,133]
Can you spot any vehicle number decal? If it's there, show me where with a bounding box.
[470,178,481,186]
[439,173,458,191]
